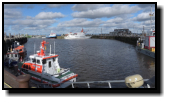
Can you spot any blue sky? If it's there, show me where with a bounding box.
[4,4,155,35]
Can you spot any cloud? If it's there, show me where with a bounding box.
[72,4,141,19]
[35,12,65,19]
[107,17,124,23]
[47,4,68,8]
[137,4,155,8]
[133,12,155,21]
[4,4,35,9]
[71,4,108,11]
[4,9,22,19]
[57,18,103,27]
[4,4,24,8]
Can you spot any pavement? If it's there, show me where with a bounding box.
[4,82,12,88]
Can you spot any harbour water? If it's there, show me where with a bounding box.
[24,38,155,88]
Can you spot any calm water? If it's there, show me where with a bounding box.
[24,38,155,87]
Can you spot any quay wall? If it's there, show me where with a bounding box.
[91,36,139,46]
[4,37,27,54]
[57,36,65,39]
[4,69,19,88]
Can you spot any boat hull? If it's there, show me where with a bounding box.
[18,67,77,88]
[46,36,57,39]
[64,36,91,39]
[136,46,155,58]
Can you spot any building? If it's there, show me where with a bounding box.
[109,29,132,36]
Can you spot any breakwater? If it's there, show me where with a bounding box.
[4,37,27,54]
[91,36,139,45]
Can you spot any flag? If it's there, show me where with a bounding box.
[149,13,154,16]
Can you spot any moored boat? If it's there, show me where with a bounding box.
[4,41,27,67]
[136,6,155,58]
[46,32,57,39]
[18,40,78,88]
[64,28,91,39]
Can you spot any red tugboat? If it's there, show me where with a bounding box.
[18,40,78,88]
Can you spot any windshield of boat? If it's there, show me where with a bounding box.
[153,33,155,36]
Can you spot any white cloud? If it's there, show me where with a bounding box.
[72,4,141,19]
[107,17,124,23]
[4,4,36,9]
[133,12,155,21]
[71,4,108,11]
[47,4,68,8]
[4,4,24,8]
[57,18,103,27]
[4,9,22,19]
[35,12,65,19]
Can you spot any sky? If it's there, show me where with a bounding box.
[4,4,155,35]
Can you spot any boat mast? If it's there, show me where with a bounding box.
[150,6,152,31]
[50,44,51,55]
[54,41,55,55]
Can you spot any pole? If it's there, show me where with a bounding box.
[50,44,51,55]
[34,43,35,54]
[54,41,55,55]
[150,6,152,30]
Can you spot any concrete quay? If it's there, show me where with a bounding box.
[91,35,140,46]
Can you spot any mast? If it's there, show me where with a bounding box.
[38,40,48,56]
[50,44,51,54]
[149,6,154,31]
[54,41,55,55]
[150,6,152,30]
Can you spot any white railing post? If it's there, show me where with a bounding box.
[72,83,74,88]
[108,82,111,88]
[87,83,90,88]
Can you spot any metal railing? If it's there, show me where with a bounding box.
[29,79,149,88]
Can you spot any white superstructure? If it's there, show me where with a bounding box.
[64,28,91,39]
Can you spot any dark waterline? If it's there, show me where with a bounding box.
[24,38,155,87]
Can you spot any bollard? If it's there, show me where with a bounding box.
[17,74,31,88]
[14,64,18,75]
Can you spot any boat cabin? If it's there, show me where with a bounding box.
[12,41,20,48]
[6,52,20,61]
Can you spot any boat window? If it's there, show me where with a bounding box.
[28,65,31,70]
[20,49,22,51]
[23,64,25,68]
[49,61,51,68]
[32,58,36,63]
[53,58,55,62]
[11,54,13,57]
[15,54,17,57]
[26,65,28,69]
[42,59,46,64]
[37,59,40,64]
[7,54,9,57]
[153,33,155,36]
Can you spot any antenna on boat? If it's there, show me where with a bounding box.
[34,42,35,54]
[50,44,51,55]
[54,41,55,55]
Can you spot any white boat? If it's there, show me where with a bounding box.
[64,28,91,39]
[136,6,155,58]
[46,32,57,39]
[18,40,78,88]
